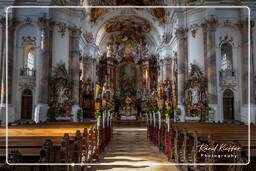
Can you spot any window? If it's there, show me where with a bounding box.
[220,43,233,71]
[23,44,35,76]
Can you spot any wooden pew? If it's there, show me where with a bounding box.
[149,121,256,171]
[0,123,98,164]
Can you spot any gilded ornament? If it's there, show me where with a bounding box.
[154,8,165,24]
[90,8,103,23]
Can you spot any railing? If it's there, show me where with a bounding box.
[219,69,236,78]
[20,67,36,77]
[219,69,237,87]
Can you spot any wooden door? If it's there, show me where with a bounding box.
[21,89,33,119]
[223,89,234,120]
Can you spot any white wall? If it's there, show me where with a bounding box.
[52,25,69,68]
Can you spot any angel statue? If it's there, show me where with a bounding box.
[57,88,68,104]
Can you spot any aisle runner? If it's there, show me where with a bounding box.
[96,127,179,171]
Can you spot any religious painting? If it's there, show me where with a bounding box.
[119,63,137,97]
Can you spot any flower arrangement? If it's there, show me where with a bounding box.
[94,111,102,119]
[164,109,174,118]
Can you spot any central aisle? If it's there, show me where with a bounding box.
[96,127,179,171]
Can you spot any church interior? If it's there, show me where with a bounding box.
[0,0,256,171]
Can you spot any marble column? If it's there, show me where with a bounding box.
[239,20,255,123]
[204,17,219,120]
[142,60,150,91]
[158,59,164,82]
[175,27,188,121]
[164,57,172,81]
[34,16,51,123]
[240,20,249,105]
[69,27,81,121]
[0,17,16,124]
[0,18,6,105]
[0,18,6,125]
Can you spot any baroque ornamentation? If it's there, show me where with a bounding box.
[101,16,152,63]
[175,27,188,39]
[161,32,172,44]
[37,14,49,28]
[84,31,94,44]
[49,62,72,117]
[22,35,36,44]
[57,22,67,38]
[184,64,207,118]
[190,24,199,38]
[104,16,151,33]
[24,17,32,24]
[153,8,165,24]
[90,8,103,23]
[219,35,234,47]
[201,16,218,31]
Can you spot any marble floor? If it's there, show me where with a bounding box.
[95,127,179,171]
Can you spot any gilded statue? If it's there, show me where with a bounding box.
[95,84,102,102]
[154,8,165,23]
[90,8,103,23]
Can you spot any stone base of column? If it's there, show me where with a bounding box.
[71,105,82,122]
[175,105,185,122]
[0,105,15,126]
[241,104,256,124]
[208,104,220,122]
[34,104,49,123]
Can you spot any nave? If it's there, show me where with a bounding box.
[96,126,178,171]
[1,119,255,171]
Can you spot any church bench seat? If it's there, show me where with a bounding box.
[0,148,40,157]
[150,121,256,171]
[0,125,102,165]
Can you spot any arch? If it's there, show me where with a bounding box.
[94,13,163,51]
[223,89,234,120]
[21,89,33,120]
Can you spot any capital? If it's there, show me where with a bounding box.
[37,15,51,29]
[69,27,81,38]
[175,27,187,39]
[237,20,254,32]
[201,16,218,32]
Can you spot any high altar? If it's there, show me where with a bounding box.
[95,17,158,118]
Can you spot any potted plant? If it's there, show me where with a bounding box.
[175,108,181,122]
[77,109,82,122]
[47,107,56,122]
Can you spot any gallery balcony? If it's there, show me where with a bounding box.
[20,67,36,77]
[219,69,237,87]
[18,67,36,89]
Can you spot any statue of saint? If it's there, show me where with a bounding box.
[221,53,232,71]
[95,84,102,102]
[189,87,200,104]
[125,96,132,116]
[106,43,114,58]
[57,88,68,104]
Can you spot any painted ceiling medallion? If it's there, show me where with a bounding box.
[104,16,151,33]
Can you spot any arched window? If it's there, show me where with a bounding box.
[23,43,35,76]
[220,43,233,71]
